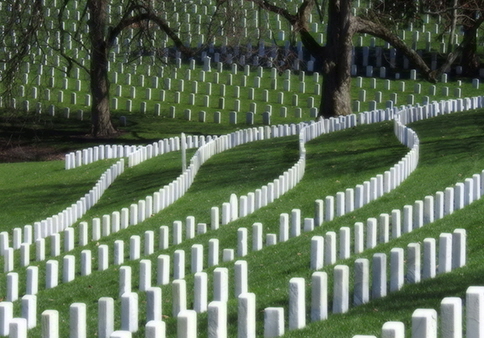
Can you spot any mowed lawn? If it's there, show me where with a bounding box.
[0,108,482,337]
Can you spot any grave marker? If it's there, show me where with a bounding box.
[440,297,462,338]
[214,268,229,302]
[238,293,256,338]
[390,248,404,292]
[423,238,436,280]
[208,301,227,338]
[466,286,484,337]
[145,321,166,338]
[372,253,387,299]
[333,265,349,314]
[41,310,59,338]
[121,292,138,332]
[172,279,187,317]
[412,309,437,338]
[354,258,369,306]
[70,303,86,338]
[289,278,306,330]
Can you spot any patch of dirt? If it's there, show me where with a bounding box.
[0,143,66,162]
[0,130,128,163]
[0,113,131,163]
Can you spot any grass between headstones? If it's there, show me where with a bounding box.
[0,118,405,336]
[0,160,116,228]
[1,109,484,336]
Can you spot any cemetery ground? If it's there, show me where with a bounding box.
[0,107,483,336]
[3,0,484,334]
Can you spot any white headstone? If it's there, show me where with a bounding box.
[0,302,13,336]
[440,297,462,338]
[333,265,349,314]
[157,255,170,285]
[412,309,437,338]
[264,307,284,337]
[41,310,59,338]
[390,248,404,292]
[354,258,369,305]
[70,303,86,338]
[98,297,114,338]
[190,272,206,315]
[213,268,229,302]
[372,253,387,299]
[208,301,227,338]
[172,279,187,317]
[21,294,37,329]
[423,238,436,280]
[177,310,197,337]
[238,293,256,338]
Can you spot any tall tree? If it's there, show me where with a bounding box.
[1,0,191,136]
[239,0,439,118]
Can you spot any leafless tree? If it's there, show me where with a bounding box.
[1,0,192,136]
[234,0,437,118]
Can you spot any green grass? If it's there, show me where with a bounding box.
[4,0,482,135]
[2,0,484,336]
[16,62,480,127]
[6,0,479,129]
[0,159,116,228]
[0,108,484,336]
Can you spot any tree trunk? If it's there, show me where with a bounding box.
[88,0,116,137]
[461,24,480,76]
[319,0,355,118]
[244,0,354,118]
[436,16,484,79]
[448,0,459,50]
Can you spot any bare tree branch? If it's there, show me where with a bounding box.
[354,16,437,82]
[244,0,297,24]
[434,15,484,77]
[1,0,44,106]
[107,12,192,57]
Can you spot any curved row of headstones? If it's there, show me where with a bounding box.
[0,97,419,336]
[1,138,211,256]
[2,118,341,296]
[281,98,484,337]
[0,96,480,336]
[6,94,477,263]
[0,159,125,258]
[191,98,480,336]
[0,122,305,268]
[0,108,362,274]
[65,134,217,170]
[0,109,384,277]
[226,99,484,337]
[214,116,360,225]
[1,117,359,297]
[351,286,484,338]
[144,98,480,336]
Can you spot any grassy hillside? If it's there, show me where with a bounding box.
[0,107,483,336]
